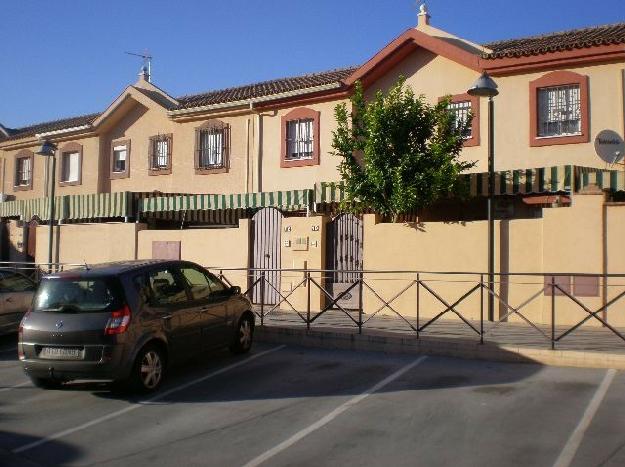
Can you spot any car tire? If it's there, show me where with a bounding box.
[124,345,166,394]
[229,314,254,354]
[29,376,63,389]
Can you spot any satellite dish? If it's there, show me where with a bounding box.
[595,130,625,165]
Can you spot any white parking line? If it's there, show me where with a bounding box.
[553,368,617,467]
[241,355,428,467]
[0,381,31,393]
[13,345,285,454]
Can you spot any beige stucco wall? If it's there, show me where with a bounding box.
[35,222,145,265]
[364,48,625,173]
[2,55,622,200]
[5,220,28,262]
[279,215,328,311]
[605,203,625,327]
[104,96,250,195]
[136,220,251,289]
[493,63,625,171]
[260,98,348,192]
[361,192,622,328]
[0,133,101,201]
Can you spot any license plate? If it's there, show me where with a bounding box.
[39,347,84,360]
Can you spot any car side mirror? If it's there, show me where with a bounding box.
[230,286,241,295]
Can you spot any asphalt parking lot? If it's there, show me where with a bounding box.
[1,334,624,467]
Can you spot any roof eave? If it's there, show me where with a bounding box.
[484,43,625,76]
[168,81,343,117]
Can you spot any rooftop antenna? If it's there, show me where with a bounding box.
[125,50,152,82]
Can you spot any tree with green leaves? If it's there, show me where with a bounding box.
[332,78,475,222]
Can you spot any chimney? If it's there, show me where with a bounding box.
[417,2,431,28]
[138,65,150,83]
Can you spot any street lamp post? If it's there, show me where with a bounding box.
[35,140,57,271]
[468,72,499,321]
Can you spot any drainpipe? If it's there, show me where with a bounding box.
[246,115,251,193]
[249,100,262,192]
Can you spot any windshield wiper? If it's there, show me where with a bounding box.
[39,304,82,313]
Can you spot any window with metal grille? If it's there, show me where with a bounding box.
[149,134,172,171]
[448,100,472,139]
[197,125,228,169]
[112,144,127,173]
[61,152,80,183]
[15,157,32,186]
[286,118,314,160]
[538,85,581,137]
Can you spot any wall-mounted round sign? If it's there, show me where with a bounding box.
[595,130,625,164]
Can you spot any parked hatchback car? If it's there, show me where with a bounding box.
[0,269,37,336]
[18,260,254,392]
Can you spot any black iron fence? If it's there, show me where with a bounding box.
[0,261,87,282]
[211,267,625,350]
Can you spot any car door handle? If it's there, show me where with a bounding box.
[5,297,13,303]
[161,314,173,321]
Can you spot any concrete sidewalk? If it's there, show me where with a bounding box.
[255,309,625,369]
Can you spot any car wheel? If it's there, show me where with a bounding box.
[29,376,63,389]
[230,314,254,354]
[127,345,165,393]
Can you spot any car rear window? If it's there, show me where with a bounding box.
[34,278,121,313]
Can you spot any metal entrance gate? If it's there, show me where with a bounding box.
[251,207,283,305]
[326,213,363,309]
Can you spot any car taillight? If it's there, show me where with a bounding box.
[104,305,132,335]
[18,310,31,360]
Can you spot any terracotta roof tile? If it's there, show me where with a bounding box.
[4,113,100,142]
[175,67,357,110]
[483,22,625,59]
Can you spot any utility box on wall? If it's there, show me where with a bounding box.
[152,241,181,260]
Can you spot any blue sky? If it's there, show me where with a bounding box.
[1,0,623,128]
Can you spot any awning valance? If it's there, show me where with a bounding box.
[139,189,313,214]
[468,165,573,196]
[0,192,135,221]
[314,166,574,206]
[576,166,625,192]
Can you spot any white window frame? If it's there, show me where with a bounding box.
[61,151,80,183]
[537,84,582,138]
[112,144,127,173]
[286,118,314,160]
[448,100,472,139]
[15,157,32,186]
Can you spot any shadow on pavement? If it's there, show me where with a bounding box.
[0,431,81,467]
[78,344,549,403]
[0,334,18,362]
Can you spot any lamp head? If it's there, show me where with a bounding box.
[467,72,499,98]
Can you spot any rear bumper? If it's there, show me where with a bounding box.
[20,344,131,382]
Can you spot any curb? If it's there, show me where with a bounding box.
[256,325,625,370]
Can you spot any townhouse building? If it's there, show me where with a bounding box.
[1,8,624,324]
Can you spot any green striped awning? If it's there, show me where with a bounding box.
[139,189,313,214]
[315,181,346,205]
[315,166,574,206]
[0,192,134,221]
[576,166,625,192]
[468,165,573,197]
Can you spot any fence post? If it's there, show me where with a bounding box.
[480,274,484,345]
[416,273,420,339]
[551,275,555,350]
[306,271,311,331]
[260,272,265,327]
[358,278,363,335]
